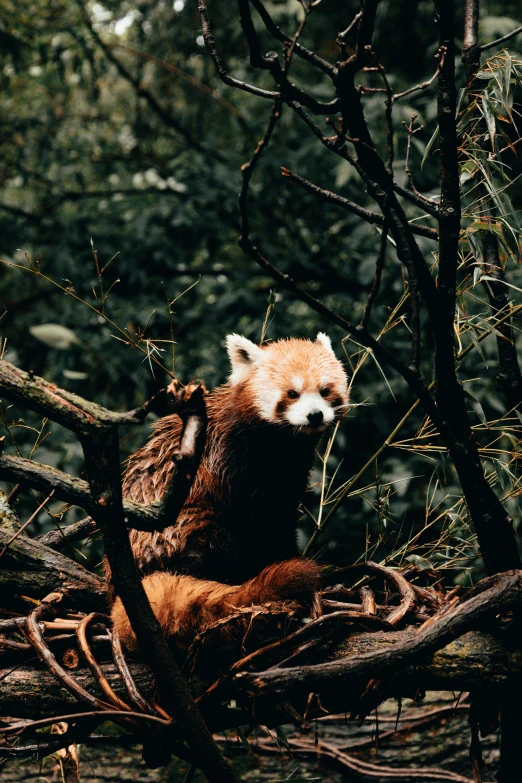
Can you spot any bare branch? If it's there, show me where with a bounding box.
[249,0,337,78]
[0,359,151,437]
[281,167,438,240]
[360,221,388,329]
[197,0,279,100]
[392,46,446,102]
[0,453,160,531]
[480,23,522,52]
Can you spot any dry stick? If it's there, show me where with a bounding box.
[0,453,161,532]
[347,562,417,626]
[24,602,111,710]
[237,0,338,116]
[0,709,171,736]
[404,114,428,204]
[109,628,158,716]
[480,23,522,52]
[392,46,446,102]
[393,181,441,218]
[360,220,389,329]
[0,522,106,610]
[280,167,438,240]
[0,359,150,434]
[197,0,278,100]
[0,490,54,558]
[76,614,132,713]
[234,570,522,698]
[39,516,98,550]
[249,0,336,78]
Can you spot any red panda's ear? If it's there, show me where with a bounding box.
[315,332,335,355]
[226,334,264,384]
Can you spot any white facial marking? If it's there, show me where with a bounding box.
[285,392,335,427]
[291,375,304,393]
[255,388,281,422]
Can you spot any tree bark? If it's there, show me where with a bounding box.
[1,630,521,728]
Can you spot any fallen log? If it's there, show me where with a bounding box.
[1,629,521,729]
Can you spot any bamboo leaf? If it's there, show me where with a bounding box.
[421,125,439,168]
[29,324,81,350]
[481,95,496,149]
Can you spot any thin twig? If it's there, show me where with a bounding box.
[0,490,55,559]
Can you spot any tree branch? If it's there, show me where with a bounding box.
[0,454,159,531]
[235,570,522,697]
[197,0,279,101]
[0,359,150,437]
[480,23,522,52]
[281,167,438,240]
[248,0,337,78]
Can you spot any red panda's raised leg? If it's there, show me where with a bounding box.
[111,558,320,651]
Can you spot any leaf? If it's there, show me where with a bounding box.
[405,554,432,570]
[493,459,506,490]
[501,56,513,119]
[421,125,439,168]
[274,725,291,750]
[481,95,496,150]
[464,389,488,427]
[467,330,487,366]
[467,231,483,265]
[236,726,256,757]
[29,324,81,350]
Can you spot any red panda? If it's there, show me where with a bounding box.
[111,333,349,650]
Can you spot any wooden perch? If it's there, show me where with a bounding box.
[0,488,106,610]
[0,359,150,435]
[0,453,166,532]
[1,629,520,729]
[0,527,106,611]
[234,570,522,698]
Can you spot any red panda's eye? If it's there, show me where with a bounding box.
[320,388,331,398]
[287,390,300,399]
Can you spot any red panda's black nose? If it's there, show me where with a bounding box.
[307,410,324,427]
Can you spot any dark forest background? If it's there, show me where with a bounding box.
[1,0,521,584]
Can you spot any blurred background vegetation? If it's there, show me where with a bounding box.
[1,0,521,583]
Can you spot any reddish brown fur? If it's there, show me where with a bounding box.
[111,336,348,649]
[112,558,320,651]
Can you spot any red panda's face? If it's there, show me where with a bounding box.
[226,333,349,433]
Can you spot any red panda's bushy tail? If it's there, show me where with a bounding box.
[111,558,320,651]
